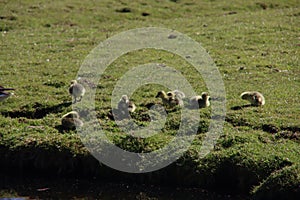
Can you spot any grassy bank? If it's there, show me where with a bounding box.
[0,0,299,199]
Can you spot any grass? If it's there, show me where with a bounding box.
[0,0,299,199]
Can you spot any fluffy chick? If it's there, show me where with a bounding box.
[69,80,86,103]
[61,111,83,129]
[0,86,15,102]
[156,90,183,108]
[118,95,136,113]
[240,91,265,106]
[167,90,186,100]
[189,92,210,109]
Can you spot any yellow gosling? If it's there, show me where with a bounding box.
[61,111,83,129]
[69,80,86,103]
[240,91,265,106]
[167,90,186,100]
[189,92,210,109]
[156,90,183,108]
[128,100,136,113]
[118,95,136,113]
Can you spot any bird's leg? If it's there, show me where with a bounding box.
[73,98,77,104]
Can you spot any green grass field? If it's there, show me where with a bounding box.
[0,0,299,199]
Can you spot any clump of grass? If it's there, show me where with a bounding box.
[252,164,300,200]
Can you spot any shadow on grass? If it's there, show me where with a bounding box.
[1,101,72,119]
[230,104,252,110]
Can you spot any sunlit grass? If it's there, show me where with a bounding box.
[0,0,299,198]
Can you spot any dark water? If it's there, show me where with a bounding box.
[0,174,249,200]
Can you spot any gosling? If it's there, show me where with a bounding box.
[167,90,186,100]
[189,92,210,109]
[0,86,15,102]
[118,95,136,113]
[156,90,183,108]
[240,91,265,106]
[69,80,86,103]
[61,111,83,129]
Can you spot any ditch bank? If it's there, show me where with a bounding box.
[0,138,299,200]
